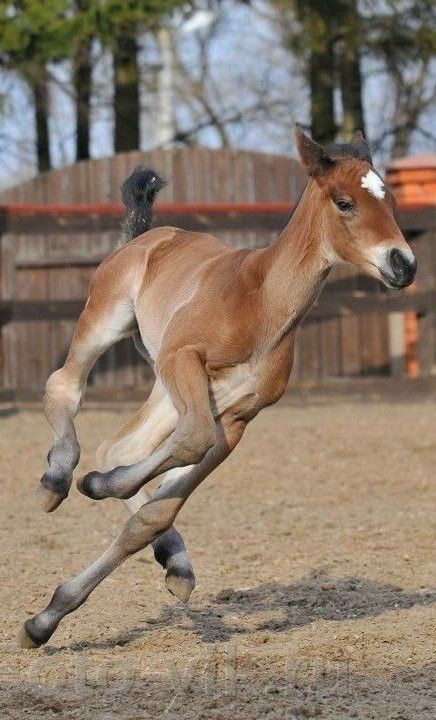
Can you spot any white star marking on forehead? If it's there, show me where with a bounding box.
[361,169,385,200]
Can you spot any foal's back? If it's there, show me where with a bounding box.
[111,226,264,363]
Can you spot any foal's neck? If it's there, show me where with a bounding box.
[260,179,332,327]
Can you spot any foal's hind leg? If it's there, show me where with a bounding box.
[125,486,195,603]
[39,295,135,512]
[21,415,244,648]
[97,386,195,603]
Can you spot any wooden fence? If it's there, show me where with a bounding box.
[0,148,434,399]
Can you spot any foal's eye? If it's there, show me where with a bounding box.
[335,199,355,213]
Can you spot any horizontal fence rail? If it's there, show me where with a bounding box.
[0,198,435,398]
[0,290,434,325]
[0,201,434,235]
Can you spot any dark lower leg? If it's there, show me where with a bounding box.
[77,414,215,501]
[20,496,180,648]
[40,304,135,512]
[125,483,195,604]
[153,527,195,603]
[21,420,243,647]
[21,539,127,647]
[39,367,83,512]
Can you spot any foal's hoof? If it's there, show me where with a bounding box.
[18,624,40,650]
[77,471,106,500]
[165,567,195,604]
[19,618,55,649]
[39,470,71,513]
[37,482,67,513]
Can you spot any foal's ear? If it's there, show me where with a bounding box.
[294,123,336,177]
[351,130,373,164]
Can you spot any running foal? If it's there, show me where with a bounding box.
[21,126,416,647]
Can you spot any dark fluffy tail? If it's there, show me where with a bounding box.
[120,166,166,242]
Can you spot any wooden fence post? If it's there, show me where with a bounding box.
[0,208,17,395]
[0,210,4,391]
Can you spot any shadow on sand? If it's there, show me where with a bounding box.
[45,569,436,653]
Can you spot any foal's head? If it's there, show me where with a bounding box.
[294,124,416,289]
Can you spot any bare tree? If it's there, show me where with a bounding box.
[363,0,436,158]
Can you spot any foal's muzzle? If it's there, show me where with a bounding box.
[381,248,417,289]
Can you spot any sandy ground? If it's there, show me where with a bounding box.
[0,395,435,719]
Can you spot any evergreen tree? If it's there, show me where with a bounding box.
[71,0,93,161]
[87,0,186,152]
[0,0,187,170]
[0,0,70,170]
[272,0,434,152]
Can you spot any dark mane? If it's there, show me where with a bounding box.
[326,140,372,165]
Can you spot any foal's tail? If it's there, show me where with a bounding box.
[120,167,166,242]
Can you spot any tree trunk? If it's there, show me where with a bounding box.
[113,34,140,152]
[73,38,92,161]
[155,26,175,147]
[310,40,336,144]
[337,1,365,140]
[338,49,365,140]
[391,116,414,159]
[31,72,51,172]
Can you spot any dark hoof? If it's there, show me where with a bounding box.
[18,625,40,649]
[39,471,71,513]
[165,566,195,604]
[37,482,67,513]
[18,620,49,649]
[77,471,106,499]
[37,486,65,513]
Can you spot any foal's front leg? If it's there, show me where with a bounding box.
[20,416,245,648]
[39,297,135,512]
[78,347,216,501]
[96,383,195,603]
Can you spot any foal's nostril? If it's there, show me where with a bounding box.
[390,249,405,275]
[389,249,417,287]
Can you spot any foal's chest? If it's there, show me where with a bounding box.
[209,362,259,418]
[209,341,294,420]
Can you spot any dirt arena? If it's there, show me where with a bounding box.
[0,392,435,719]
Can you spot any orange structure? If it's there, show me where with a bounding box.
[386,154,436,378]
[386,154,436,205]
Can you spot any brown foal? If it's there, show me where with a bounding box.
[20,126,416,648]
